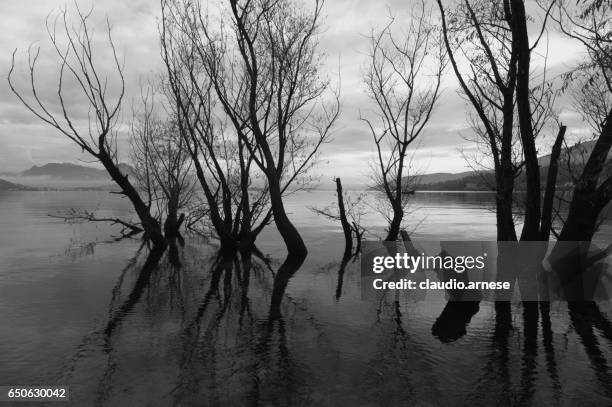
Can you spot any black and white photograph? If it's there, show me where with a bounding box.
[1,0,612,405]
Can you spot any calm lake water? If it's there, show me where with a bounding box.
[1,190,611,406]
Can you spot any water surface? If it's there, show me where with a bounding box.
[0,190,611,406]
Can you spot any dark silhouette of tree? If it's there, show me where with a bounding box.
[553,0,612,241]
[161,0,340,257]
[129,88,196,243]
[510,0,544,241]
[160,3,274,251]
[437,0,519,241]
[362,1,446,241]
[335,178,354,256]
[8,6,166,249]
[436,0,560,242]
[310,178,366,256]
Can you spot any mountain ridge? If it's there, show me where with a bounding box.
[0,178,32,190]
[413,140,611,191]
[20,162,136,180]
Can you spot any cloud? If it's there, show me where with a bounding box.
[0,0,591,178]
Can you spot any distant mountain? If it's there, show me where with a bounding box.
[416,172,491,191]
[536,139,607,168]
[20,162,136,181]
[0,178,31,190]
[417,171,475,185]
[21,163,107,179]
[414,139,612,191]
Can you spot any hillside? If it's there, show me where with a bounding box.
[22,163,108,179]
[20,162,136,181]
[415,140,612,191]
[417,171,475,185]
[0,178,31,190]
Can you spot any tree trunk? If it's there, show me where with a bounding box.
[558,194,602,242]
[540,125,567,240]
[267,178,307,257]
[385,205,403,242]
[511,0,541,241]
[237,228,257,251]
[164,196,181,241]
[559,109,612,241]
[164,211,178,240]
[354,222,363,254]
[335,178,353,256]
[498,68,518,242]
[495,197,517,241]
[496,168,518,241]
[190,154,236,249]
[98,151,166,249]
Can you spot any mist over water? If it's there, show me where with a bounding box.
[1,190,611,406]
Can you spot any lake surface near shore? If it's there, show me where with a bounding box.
[1,190,611,406]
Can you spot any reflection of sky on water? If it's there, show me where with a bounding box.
[0,190,611,406]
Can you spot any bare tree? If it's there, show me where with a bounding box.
[553,0,612,241]
[362,2,446,241]
[310,178,366,255]
[437,0,562,241]
[7,6,166,249]
[163,0,340,257]
[160,1,274,251]
[509,0,549,241]
[437,0,518,241]
[129,88,196,241]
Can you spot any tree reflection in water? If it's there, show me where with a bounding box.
[56,239,612,406]
[372,239,612,406]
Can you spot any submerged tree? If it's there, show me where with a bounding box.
[446,0,522,242]
[160,2,272,251]
[436,0,563,241]
[162,0,340,257]
[362,1,446,241]
[8,7,166,249]
[310,177,366,256]
[554,0,612,241]
[129,89,196,242]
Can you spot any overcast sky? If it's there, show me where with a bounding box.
[0,0,589,185]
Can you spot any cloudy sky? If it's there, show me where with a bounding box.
[0,0,589,185]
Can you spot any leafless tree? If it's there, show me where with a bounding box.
[162,0,340,257]
[362,2,446,241]
[129,88,196,241]
[160,1,274,251]
[553,0,612,241]
[509,0,553,241]
[310,178,366,255]
[437,0,562,241]
[7,6,166,249]
[437,0,519,241]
